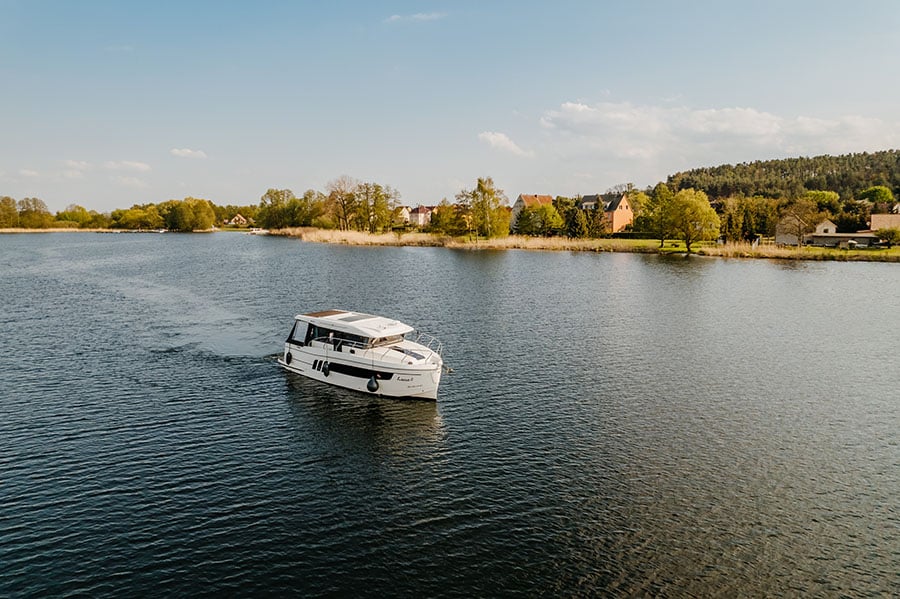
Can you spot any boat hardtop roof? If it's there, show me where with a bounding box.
[296,309,415,338]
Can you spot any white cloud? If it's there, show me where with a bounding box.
[19,169,40,177]
[63,159,91,170]
[170,148,208,159]
[104,160,151,172]
[384,12,447,23]
[478,131,535,158]
[111,175,148,188]
[61,160,91,179]
[539,100,900,166]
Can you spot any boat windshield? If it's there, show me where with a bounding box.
[372,335,404,347]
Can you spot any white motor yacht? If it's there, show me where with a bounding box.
[278,309,444,400]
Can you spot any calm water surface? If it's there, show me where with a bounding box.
[1,233,898,597]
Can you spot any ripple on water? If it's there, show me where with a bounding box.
[1,235,898,596]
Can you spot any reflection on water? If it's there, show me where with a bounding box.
[283,373,446,459]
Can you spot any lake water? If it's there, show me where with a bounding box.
[1,232,897,597]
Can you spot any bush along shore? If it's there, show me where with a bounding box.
[269,228,900,262]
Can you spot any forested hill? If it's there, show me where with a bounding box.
[666,149,900,200]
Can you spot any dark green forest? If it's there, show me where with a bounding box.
[667,150,900,201]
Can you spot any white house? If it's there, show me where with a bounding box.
[409,205,433,227]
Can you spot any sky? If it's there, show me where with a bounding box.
[3,0,900,213]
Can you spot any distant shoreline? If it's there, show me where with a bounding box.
[270,228,900,262]
[3,227,899,262]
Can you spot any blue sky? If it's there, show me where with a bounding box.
[3,1,900,212]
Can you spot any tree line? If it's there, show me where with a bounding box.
[253,175,511,238]
[667,150,900,202]
[3,149,899,247]
[0,195,231,232]
[0,174,513,237]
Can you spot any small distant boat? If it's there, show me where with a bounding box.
[278,309,444,400]
[247,228,269,235]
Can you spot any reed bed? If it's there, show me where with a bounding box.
[271,228,900,262]
[271,228,660,253]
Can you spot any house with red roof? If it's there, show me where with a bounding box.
[510,194,554,232]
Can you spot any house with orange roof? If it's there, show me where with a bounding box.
[510,194,554,232]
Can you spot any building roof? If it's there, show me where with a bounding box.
[605,195,628,211]
[871,213,900,229]
[409,205,432,214]
[580,193,628,212]
[517,194,554,207]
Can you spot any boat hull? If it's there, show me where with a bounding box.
[278,346,442,400]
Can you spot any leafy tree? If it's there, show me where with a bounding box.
[627,190,650,218]
[85,210,111,229]
[110,205,164,229]
[720,197,744,242]
[291,189,327,227]
[587,207,609,238]
[56,204,92,227]
[159,198,214,231]
[670,189,720,253]
[778,198,821,246]
[257,188,295,229]
[326,176,358,231]
[553,196,576,214]
[188,198,216,230]
[567,208,589,238]
[514,204,563,236]
[17,197,54,228]
[354,182,398,233]
[536,204,564,235]
[858,185,894,206]
[646,182,675,247]
[168,202,194,231]
[876,228,900,248]
[513,205,537,235]
[0,196,19,227]
[803,190,841,215]
[456,177,508,238]
[427,199,466,235]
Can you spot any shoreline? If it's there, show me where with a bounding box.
[270,228,900,262]
[4,227,899,262]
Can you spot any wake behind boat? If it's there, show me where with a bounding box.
[278,309,444,400]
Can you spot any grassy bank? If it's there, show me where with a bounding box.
[271,228,900,262]
[696,242,900,261]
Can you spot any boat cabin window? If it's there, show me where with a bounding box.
[372,335,403,347]
[306,324,370,349]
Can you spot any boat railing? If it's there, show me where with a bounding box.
[309,336,369,352]
[410,331,443,357]
[309,333,442,360]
